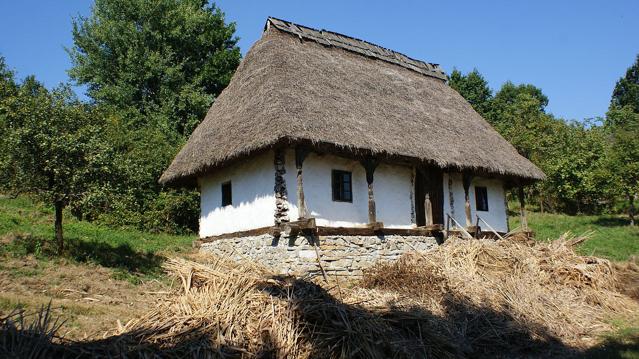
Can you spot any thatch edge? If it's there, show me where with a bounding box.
[159,134,545,187]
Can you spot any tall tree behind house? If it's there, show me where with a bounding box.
[67,0,241,232]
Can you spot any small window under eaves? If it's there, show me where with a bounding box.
[475,186,488,212]
[221,181,232,207]
[332,170,352,202]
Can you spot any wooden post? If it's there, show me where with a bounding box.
[361,157,379,225]
[462,173,473,227]
[424,193,433,226]
[504,184,511,233]
[518,185,528,230]
[295,146,310,220]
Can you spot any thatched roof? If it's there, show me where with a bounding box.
[160,17,544,185]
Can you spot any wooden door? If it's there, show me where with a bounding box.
[415,168,444,226]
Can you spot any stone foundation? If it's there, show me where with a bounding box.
[200,234,437,277]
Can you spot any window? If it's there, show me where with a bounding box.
[332,170,352,202]
[475,186,488,211]
[221,181,232,206]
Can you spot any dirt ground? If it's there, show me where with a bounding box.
[0,255,174,340]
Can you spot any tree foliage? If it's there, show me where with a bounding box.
[68,0,241,135]
[448,69,492,117]
[605,106,639,224]
[449,69,614,216]
[611,55,639,113]
[0,74,114,251]
[66,0,240,233]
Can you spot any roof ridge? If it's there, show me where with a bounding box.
[265,17,447,81]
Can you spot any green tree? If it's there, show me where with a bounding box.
[67,0,240,233]
[491,81,548,116]
[448,68,493,118]
[489,84,552,160]
[538,119,608,214]
[0,56,18,186]
[605,106,639,225]
[0,79,114,251]
[68,0,240,136]
[611,55,639,113]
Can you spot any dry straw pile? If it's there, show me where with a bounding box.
[2,234,637,358]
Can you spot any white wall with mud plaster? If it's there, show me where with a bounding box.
[284,151,413,228]
[442,173,508,233]
[198,150,276,237]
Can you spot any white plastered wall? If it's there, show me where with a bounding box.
[197,148,508,236]
[284,151,414,228]
[198,150,276,237]
[442,173,508,233]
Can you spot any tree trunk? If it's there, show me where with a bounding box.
[629,192,636,227]
[54,200,64,253]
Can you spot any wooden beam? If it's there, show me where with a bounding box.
[518,185,528,230]
[316,226,440,237]
[199,226,276,243]
[195,223,445,246]
[462,173,473,227]
[361,157,379,225]
[295,146,310,219]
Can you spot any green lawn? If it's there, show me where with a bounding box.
[2,194,637,274]
[0,195,195,282]
[509,209,639,261]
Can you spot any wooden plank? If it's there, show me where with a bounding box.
[198,222,443,246]
[200,226,276,243]
[316,226,440,237]
[366,221,384,231]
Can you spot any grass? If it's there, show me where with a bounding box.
[509,207,639,261]
[0,195,195,282]
[583,317,639,359]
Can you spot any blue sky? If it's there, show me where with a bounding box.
[1,1,637,121]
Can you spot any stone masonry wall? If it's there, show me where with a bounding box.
[200,235,437,277]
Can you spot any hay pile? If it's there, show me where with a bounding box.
[1,235,637,358]
[361,234,637,355]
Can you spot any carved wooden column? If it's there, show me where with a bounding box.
[425,193,433,226]
[295,146,310,220]
[518,185,528,230]
[462,173,473,227]
[273,148,289,225]
[361,157,379,225]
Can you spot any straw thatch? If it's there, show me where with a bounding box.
[160,18,544,185]
[4,234,636,358]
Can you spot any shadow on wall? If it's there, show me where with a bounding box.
[3,274,637,358]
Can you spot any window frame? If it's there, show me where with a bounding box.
[331,170,353,203]
[474,185,489,212]
[221,181,232,207]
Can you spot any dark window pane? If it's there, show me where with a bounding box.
[331,170,353,202]
[221,181,232,206]
[475,186,488,211]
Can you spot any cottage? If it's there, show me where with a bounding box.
[160,18,544,275]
